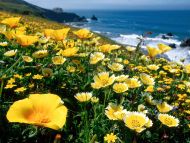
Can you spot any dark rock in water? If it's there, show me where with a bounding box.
[162,35,169,40]
[91,15,98,21]
[180,38,190,47]
[169,44,176,49]
[167,32,173,37]
[79,16,88,22]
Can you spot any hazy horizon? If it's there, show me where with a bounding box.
[24,0,190,10]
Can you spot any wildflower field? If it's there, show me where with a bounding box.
[0,11,190,143]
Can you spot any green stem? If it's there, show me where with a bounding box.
[83,103,90,143]
[0,56,22,78]
[103,88,111,107]
[0,79,4,101]
[90,134,97,143]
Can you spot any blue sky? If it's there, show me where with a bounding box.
[24,0,190,10]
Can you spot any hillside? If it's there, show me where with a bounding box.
[0,0,86,22]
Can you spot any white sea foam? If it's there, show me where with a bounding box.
[112,34,190,64]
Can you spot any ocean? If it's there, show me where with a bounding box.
[67,10,190,63]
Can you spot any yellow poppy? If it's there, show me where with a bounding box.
[99,44,120,53]
[3,27,26,40]
[44,28,70,41]
[1,17,21,28]
[6,94,68,130]
[44,29,54,38]
[52,28,70,41]
[73,29,93,39]
[147,46,161,58]
[16,35,39,47]
[158,43,172,53]
[56,47,79,57]
[184,64,190,74]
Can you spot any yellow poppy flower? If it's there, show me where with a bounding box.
[22,56,33,63]
[140,73,155,86]
[16,35,39,47]
[44,29,54,38]
[52,56,66,65]
[3,27,26,40]
[147,46,161,58]
[4,49,17,57]
[73,29,93,39]
[125,78,141,88]
[158,114,179,127]
[156,102,173,113]
[99,44,120,53]
[1,17,21,28]
[113,83,128,93]
[89,52,105,64]
[57,47,79,57]
[74,92,92,102]
[91,72,115,89]
[6,94,68,130]
[123,111,152,132]
[52,28,70,41]
[184,64,190,74]
[104,133,117,143]
[32,50,48,58]
[158,43,172,53]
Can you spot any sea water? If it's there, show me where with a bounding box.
[67,10,190,64]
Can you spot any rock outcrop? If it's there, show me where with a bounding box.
[180,38,190,47]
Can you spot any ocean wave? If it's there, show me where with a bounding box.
[112,34,190,64]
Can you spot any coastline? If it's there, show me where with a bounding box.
[67,21,190,64]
